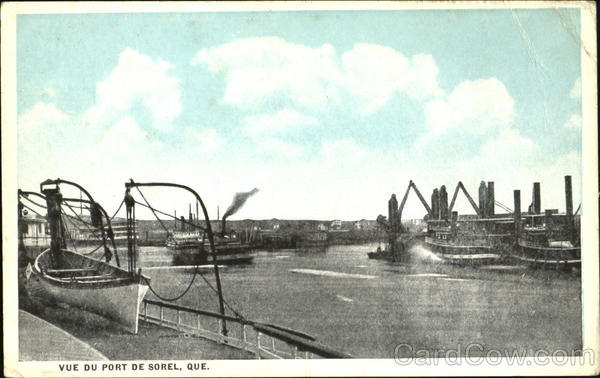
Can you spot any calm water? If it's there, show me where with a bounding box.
[134,243,582,358]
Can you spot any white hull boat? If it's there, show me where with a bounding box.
[28,248,148,333]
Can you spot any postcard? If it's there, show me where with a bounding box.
[2,1,598,376]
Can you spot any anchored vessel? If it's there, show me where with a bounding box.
[165,189,258,265]
[424,181,514,265]
[167,231,256,265]
[26,179,149,334]
[511,176,581,270]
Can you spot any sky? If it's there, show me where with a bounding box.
[16,8,583,221]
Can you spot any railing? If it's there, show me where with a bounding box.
[140,299,352,359]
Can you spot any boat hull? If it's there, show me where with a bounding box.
[27,249,148,334]
[512,242,581,270]
[424,238,503,266]
[169,243,256,265]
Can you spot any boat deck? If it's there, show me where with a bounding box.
[19,310,108,361]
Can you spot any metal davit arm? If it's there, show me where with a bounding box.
[125,180,228,336]
[40,179,120,267]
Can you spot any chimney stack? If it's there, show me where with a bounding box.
[533,182,541,214]
[487,181,495,216]
[513,190,521,242]
[565,175,573,216]
[478,181,487,218]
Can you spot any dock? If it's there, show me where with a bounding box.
[19,310,108,361]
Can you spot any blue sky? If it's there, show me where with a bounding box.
[17,9,583,220]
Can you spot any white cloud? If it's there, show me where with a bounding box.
[192,37,442,114]
[244,109,318,135]
[260,137,306,159]
[341,44,443,113]
[85,47,181,129]
[569,77,581,99]
[193,37,341,109]
[191,128,224,154]
[564,114,582,129]
[18,102,69,133]
[424,78,515,136]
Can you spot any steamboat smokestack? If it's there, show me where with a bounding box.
[221,188,260,237]
[431,188,440,220]
[487,181,495,216]
[533,182,541,214]
[388,194,398,233]
[439,185,448,220]
[478,181,487,218]
[565,175,573,216]
[513,190,521,242]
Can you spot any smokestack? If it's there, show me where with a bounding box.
[487,181,495,216]
[565,175,573,216]
[431,188,440,220]
[388,194,398,233]
[513,190,521,242]
[450,211,458,235]
[221,188,259,236]
[180,216,185,231]
[439,185,448,220]
[533,182,541,214]
[545,209,553,230]
[478,181,487,218]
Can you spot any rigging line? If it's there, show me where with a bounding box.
[19,202,44,218]
[20,195,48,210]
[109,198,125,222]
[133,187,171,235]
[194,268,245,320]
[63,202,103,239]
[62,201,119,264]
[134,200,208,232]
[142,269,199,302]
[60,214,79,253]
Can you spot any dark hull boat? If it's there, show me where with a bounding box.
[510,176,581,271]
[167,233,255,265]
[25,179,148,334]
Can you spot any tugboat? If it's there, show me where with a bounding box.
[368,189,424,263]
[25,179,149,334]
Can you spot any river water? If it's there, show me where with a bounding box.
[136,243,582,359]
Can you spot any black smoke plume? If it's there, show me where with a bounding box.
[222,188,259,221]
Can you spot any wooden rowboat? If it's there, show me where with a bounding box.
[28,249,148,333]
[25,179,149,334]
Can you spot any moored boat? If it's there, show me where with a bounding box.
[167,232,256,265]
[25,179,149,334]
[511,176,581,271]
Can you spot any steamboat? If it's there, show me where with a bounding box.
[511,176,581,270]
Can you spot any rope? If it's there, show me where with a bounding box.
[194,267,245,320]
[133,200,207,232]
[20,202,44,218]
[130,187,244,320]
[63,202,102,239]
[134,187,171,235]
[108,198,125,222]
[142,270,199,302]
